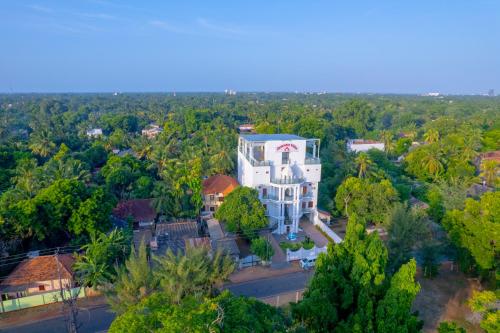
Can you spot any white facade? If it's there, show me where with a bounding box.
[86,128,103,138]
[237,134,321,234]
[347,139,385,153]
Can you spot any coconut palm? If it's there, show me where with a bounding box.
[421,146,444,179]
[381,130,394,155]
[355,152,373,178]
[153,246,235,304]
[480,160,498,186]
[209,149,234,174]
[28,130,56,157]
[130,137,153,160]
[105,241,157,314]
[423,129,439,144]
[406,123,418,141]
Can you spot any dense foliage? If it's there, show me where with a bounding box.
[292,214,422,332]
[0,93,498,331]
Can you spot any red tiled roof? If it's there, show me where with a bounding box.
[481,151,500,163]
[202,175,239,196]
[0,254,74,291]
[113,199,156,222]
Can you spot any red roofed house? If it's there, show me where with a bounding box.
[202,175,239,213]
[0,254,75,300]
[480,151,500,164]
[113,199,157,229]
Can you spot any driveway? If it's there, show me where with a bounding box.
[300,219,329,247]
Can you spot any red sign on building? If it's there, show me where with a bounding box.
[276,143,298,152]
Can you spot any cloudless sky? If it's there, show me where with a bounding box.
[1,0,499,94]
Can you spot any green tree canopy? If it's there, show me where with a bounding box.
[335,176,398,224]
[215,186,267,238]
[292,214,421,333]
[443,192,500,272]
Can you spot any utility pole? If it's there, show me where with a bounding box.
[55,248,80,333]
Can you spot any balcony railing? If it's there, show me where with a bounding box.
[305,157,321,165]
[271,177,304,185]
[300,192,313,199]
[244,153,271,166]
[262,194,279,201]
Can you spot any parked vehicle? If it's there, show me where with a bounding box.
[300,258,316,269]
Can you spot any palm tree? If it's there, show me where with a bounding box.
[406,123,418,141]
[210,149,234,174]
[423,129,439,144]
[13,158,41,198]
[105,241,157,314]
[131,137,152,160]
[480,160,498,186]
[29,130,56,157]
[421,146,444,179]
[355,152,372,178]
[153,246,235,304]
[381,130,394,155]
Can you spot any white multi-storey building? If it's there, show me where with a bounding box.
[237,134,321,234]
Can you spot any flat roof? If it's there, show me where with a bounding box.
[240,134,305,141]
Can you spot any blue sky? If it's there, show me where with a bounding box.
[1,0,499,93]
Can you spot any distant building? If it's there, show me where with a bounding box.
[202,175,239,213]
[488,89,495,97]
[238,134,321,234]
[425,92,440,97]
[224,89,237,96]
[142,124,163,139]
[86,128,103,138]
[0,254,74,300]
[479,151,500,164]
[238,124,256,134]
[347,139,385,153]
[112,199,157,229]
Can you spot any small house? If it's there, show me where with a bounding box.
[0,254,74,300]
[202,175,239,213]
[113,199,157,229]
[347,139,385,153]
[142,124,163,139]
[86,128,103,138]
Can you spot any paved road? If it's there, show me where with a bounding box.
[2,270,313,333]
[0,305,115,333]
[226,270,313,298]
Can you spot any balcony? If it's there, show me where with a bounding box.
[271,177,304,185]
[300,192,313,199]
[305,157,321,165]
[262,193,279,201]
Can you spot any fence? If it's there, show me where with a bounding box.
[313,213,342,244]
[260,289,305,307]
[286,245,327,262]
[238,254,261,269]
[0,287,86,313]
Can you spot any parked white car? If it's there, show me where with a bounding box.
[300,258,316,269]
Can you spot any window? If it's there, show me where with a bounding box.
[38,285,46,291]
[308,201,314,208]
[218,197,224,202]
[302,202,306,209]
[262,188,267,197]
[209,195,215,201]
[210,206,215,212]
[281,152,290,164]
[303,186,307,195]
